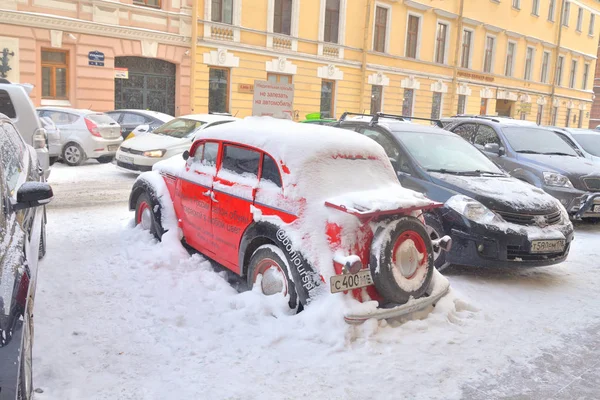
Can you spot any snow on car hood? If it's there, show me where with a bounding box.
[122,133,190,151]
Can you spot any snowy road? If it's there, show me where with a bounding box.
[33,163,600,400]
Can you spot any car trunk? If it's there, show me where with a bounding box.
[87,113,121,139]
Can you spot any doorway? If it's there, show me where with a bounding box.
[495,100,515,117]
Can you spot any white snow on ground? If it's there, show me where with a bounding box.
[33,163,600,400]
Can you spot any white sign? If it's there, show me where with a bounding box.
[252,80,294,119]
[114,67,129,79]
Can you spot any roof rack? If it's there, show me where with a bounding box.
[372,112,443,128]
[339,112,374,121]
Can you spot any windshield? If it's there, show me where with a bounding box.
[503,127,578,156]
[86,113,118,125]
[572,133,600,157]
[397,132,504,174]
[154,118,205,138]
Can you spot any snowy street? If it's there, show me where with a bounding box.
[33,163,600,400]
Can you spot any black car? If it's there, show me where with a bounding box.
[334,113,574,269]
[105,109,173,140]
[0,114,53,400]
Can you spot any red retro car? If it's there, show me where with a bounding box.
[129,117,451,323]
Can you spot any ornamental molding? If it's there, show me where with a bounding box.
[457,83,472,96]
[519,94,532,103]
[567,100,575,109]
[553,98,561,107]
[400,75,419,89]
[203,48,240,67]
[579,103,587,111]
[369,71,391,86]
[480,87,495,99]
[497,90,518,101]
[537,96,547,106]
[317,64,344,80]
[430,79,448,93]
[266,57,298,74]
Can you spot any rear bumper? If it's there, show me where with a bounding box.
[574,193,600,219]
[86,137,122,159]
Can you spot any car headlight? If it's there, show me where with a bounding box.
[445,195,503,224]
[143,149,166,158]
[543,172,573,188]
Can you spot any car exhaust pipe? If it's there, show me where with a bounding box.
[432,235,452,253]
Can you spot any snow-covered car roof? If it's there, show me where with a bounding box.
[112,109,174,122]
[180,113,239,125]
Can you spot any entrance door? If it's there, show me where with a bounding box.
[114,57,176,116]
[495,100,514,117]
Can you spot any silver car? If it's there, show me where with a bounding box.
[37,107,123,166]
[550,127,600,165]
[37,115,61,165]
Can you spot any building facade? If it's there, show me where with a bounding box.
[590,35,600,128]
[0,0,193,116]
[193,0,600,127]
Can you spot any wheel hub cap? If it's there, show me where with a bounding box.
[140,207,152,230]
[65,146,81,163]
[260,265,285,296]
[425,226,442,262]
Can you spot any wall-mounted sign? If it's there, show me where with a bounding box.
[238,83,254,94]
[457,71,494,82]
[114,67,128,79]
[88,51,105,67]
[252,80,294,119]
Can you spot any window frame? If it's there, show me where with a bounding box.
[540,50,551,83]
[402,88,415,117]
[536,104,544,125]
[505,41,517,77]
[582,63,590,90]
[431,92,443,120]
[460,28,474,69]
[211,0,234,24]
[405,12,422,59]
[208,67,230,114]
[569,59,577,89]
[267,73,293,84]
[512,0,520,10]
[320,79,336,119]
[589,14,595,36]
[373,4,390,53]
[566,108,572,127]
[524,46,535,81]
[457,94,467,115]
[220,143,262,178]
[548,0,556,21]
[562,1,571,26]
[323,0,341,44]
[260,153,283,188]
[133,0,161,8]
[370,85,383,114]
[552,106,558,125]
[483,34,496,73]
[556,55,564,86]
[434,20,450,65]
[41,48,69,100]
[474,124,503,149]
[273,0,293,36]
[532,0,540,16]
[576,6,584,32]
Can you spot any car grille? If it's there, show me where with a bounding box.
[583,178,600,191]
[119,147,145,156]
[117,161,152,172]
[495,210,562,226]
[507,244,569,261]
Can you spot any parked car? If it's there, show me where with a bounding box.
[105,109,173,140]
[37,115,61,165]
[443,116,600,220]
[37,107,123,166]
[0,81,50,178]
[300,112,337,125]
[333,113,574,270]
[547,127,600,165]
[0,114,53,400]
[116,114,239,173]
[129,117,452,323]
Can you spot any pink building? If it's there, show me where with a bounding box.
[0,0,192,116]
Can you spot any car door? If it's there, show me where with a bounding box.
[473,124,511,170]
[43,110,80,143]
[177,141,220,255]
[120,112,148,137]
[211,144,260,273]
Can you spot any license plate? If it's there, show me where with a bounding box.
[593,205,600,213]
[530,239,566,254]
[330,270,373,294]
[108,145,119,151]
[119,155,134,164]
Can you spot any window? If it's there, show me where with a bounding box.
[435,22,448,64]
[474,125,501,147]
[405,15,420,59]
[222,145,261,177]
[208,68,229,113]
[569,59,577,88]
[562,1,570,26]
[261,154,282,187]
[267,74,292,84]
[203,142,219,166]
[512,0,520,9]
[274,0,292,35]
[576,7,584,31]
[548,0,556,21]
[480,98,488,115]
[552,106,558,125]
[320,80,335,118]
[524,47,534,81]
[0,90,16,119]
[583,63,590,90]
[483,36,495,73]
[590,14,595,35]
[461,30,472,68]
[540,51,550,83]
[41,49,68,99]
[324,0,340,43]
[370,85,383,114]
[536,105,544,125]
[532,0,540,16]
[133,0,160,7]
[556,55,564,86]
[505,42,516,77]
[211,0,233,24]
[402,89,414,117]
[122,113,147,125]
[520,112,527,120]
[578,110,584,128]
[373,6,388,52]
[44,111,79,125]
[360,128,400,160]
[452,123,478,142]
[457,95,467,115]
[566,108,572,127]
[431,92,442,119]
[0,123,23,196]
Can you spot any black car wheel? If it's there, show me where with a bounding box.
[17,305,33,400]
[62,143,85,166]
[423,213,448,270]
[135,192,164,240]
[97,156,114,164]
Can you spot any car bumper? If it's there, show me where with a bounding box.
[540,186,600,218]
[87,137,122,159]
[573,193,600,219]
[115,150,162,173]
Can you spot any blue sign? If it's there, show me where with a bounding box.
[88,51,105,67]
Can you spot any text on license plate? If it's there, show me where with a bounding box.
[108,145,119,151]
[330,270,373,294]
[530,239,566,254]
[593,205,600,213]
[119,155,134,164]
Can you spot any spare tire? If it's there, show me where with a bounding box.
[370,216,434,304]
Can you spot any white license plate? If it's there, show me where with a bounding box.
[530,239,566,254]
[119,155,134,164]
[108,145,119,151]
[593,205,600,213]
[330,270,373,294]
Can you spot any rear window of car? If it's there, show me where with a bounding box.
[261,154,282,187]
[222,145,260,177]
[86,113,118,125]
[0,90,16,119]
[154,118,205,138]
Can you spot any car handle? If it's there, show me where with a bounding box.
[210,192,218,203]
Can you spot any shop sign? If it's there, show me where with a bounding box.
[457,71,494,82]
[88,51,105,67]
[114,68,128,79]
[252,80,294,119]
[238,83,254,94]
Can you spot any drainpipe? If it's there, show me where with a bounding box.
[450,0,465,116]
[550,0,566,125]
[190,0,199,113]
[358,0,372,114]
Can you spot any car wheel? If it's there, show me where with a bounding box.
[62,143,85,166]
[38,216,47,260]
[17,305,33,400]
[370,216,434,304]
[97,155,114,164]
[247,244,300,313]
[135,192,164,240]
[423,213,448,270]
[49,156,58,166]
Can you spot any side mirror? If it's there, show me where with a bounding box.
[133,124,150,135]
[484,143,504,156]
[12,182,53,211]
[182,150,190,160]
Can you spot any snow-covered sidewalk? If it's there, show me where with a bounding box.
[33,163,600,399]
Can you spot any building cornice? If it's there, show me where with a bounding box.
[0,9,191,46]
[433,9,457,19]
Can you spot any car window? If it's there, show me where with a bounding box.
[4,122,25,154]
[359,128,400,160]
[261,154,282,188]
[0,123,23,196]
[45,111,79,125]
[572,133,600,157]
[106,112,122,122]
[0,90,16,119]
[556,132,580,152]
[121,113,147,125]
[452,123,478,142]
[87,113,118,125]
[503,127,579,156]
[203,142,219,166]
[474,125,501,147]
[221,145,260,177]
[154,118,204,138]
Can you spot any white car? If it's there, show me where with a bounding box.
[37,107,123,166]
[115,114,238,173]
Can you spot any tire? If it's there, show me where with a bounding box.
[135,192,164,240]
[49,156,58,166]
[247,244,299,312]
[62,143,85,166]
[17,306,33,400]
[97,155,114,164]
[370,216,434,304]
[38,216,47,260]
[423,213,447,270]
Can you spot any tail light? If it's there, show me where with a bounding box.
[33,128,47,149]
[85,118,101,137]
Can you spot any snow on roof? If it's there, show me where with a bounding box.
[114,109,174,122]
[181,113,239,124]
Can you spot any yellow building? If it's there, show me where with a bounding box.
[191,0,600,127]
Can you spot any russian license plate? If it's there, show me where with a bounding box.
[118,155,134,164]
[593,205,600,213]
[530,239,566,254]
[330,270,373,294]
[108,144,119,151]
